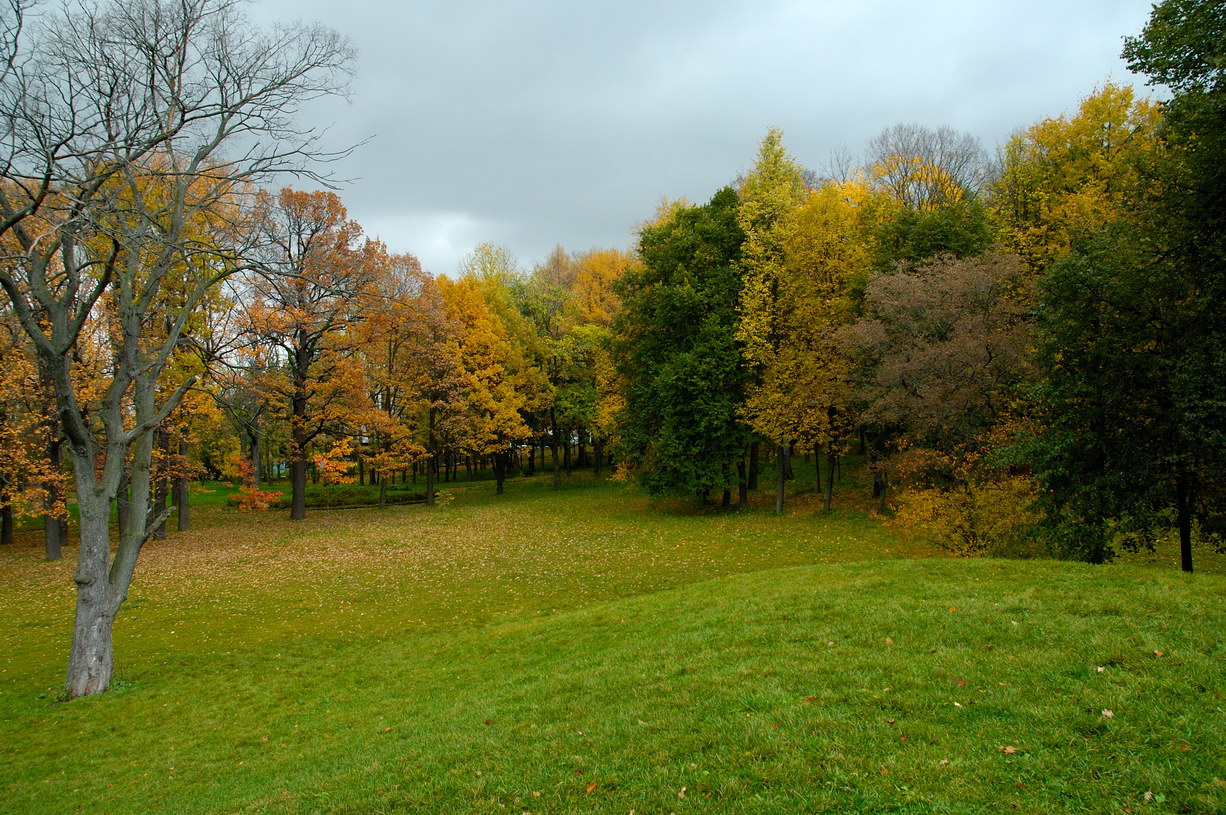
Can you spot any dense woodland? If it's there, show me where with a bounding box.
[0,0,1223,698]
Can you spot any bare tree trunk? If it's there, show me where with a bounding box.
[116,471,130,541]
[775,443,788,515]
[152,429,168,540]
[250,430,262,488]
[175,439,190,532]
[290,459,307,521]
[44,436,64,561]
[425,409,436,506]
[66,506,118,697]
[1177,469,1193,573]
[594,439,603,478]
[749,441,760,490]
[290,371,309,520]
[551,412,561,489]
[494,451,508,495]
[737,458,748,509]
[823,452,836,512]
[1,494,12,546]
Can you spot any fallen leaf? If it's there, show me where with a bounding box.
[1096,666,1105,673]
[484,719,492,726]
[887,718,896,725]
[939,759,950,766]
[678,787,687,800]
[585,782,597,794]
[1153,650,1164,658]
[885,637,894,645]
[382,727,392,733]
[949,606,957,612]
[1000,745,1017,754]
[1143,791,1153,803]
[953,679,967,687]
[982,644,994,651]
[880,767,889,775]
[532,791,541,797]
[1102,709,1114,719]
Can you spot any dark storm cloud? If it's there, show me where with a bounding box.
[249,0,1156,276]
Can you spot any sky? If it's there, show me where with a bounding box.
[247,0,1158,277]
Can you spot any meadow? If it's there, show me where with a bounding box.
[0,471,1223,814]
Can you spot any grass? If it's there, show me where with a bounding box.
[0,470,1223,813]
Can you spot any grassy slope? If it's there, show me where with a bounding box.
[1,474,1223,814]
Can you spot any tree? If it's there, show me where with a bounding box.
[1024,0,1226,570]
[0,0,352,697]
[865,124,991,209]
[736,129,808,513]
[615,189,750,502]
[438,274,531,495]
[244,189,378,521]
[990,83,1161,272]
[845,252,1036,548]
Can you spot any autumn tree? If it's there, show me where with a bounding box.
[990,82,1161,272]
[243,189,378,521]
[438,273,531,495]
[354,251,431,506]
[736,129,808,513]
[0,0,352,697]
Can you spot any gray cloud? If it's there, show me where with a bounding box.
[248,0,1156,276]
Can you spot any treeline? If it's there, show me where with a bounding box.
[0,1,1222,574]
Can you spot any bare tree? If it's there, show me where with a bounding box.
[865,123,991,207]
[0,0,353,698]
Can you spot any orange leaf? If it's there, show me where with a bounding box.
[585,782,597,794]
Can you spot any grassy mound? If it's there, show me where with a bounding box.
[0,476,1222,813]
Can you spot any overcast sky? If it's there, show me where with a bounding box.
[247,0,1158,277]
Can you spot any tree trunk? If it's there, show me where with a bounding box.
[250,430,262,488]
[379,476,388,509]
[551,412,561,489]
[749,441,760,490]
[1,498,12,546]
[721,487,731,508]
[44,436,64,560]
[175,439,190,532]
[426,455,436,505]
[152,429,168,540]
[594,440,603,478]
[116,471,130,541]
[775,443,788,515]
[494,451,508,495]
[1177,469,1193,573]
[290,371,309,520]
[737,458,748,509]
[823,452,836,512]
[290,458,307,521]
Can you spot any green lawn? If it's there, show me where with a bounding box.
[1,472,1223,813]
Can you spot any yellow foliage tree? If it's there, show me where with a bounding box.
[991,82,1162,271]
